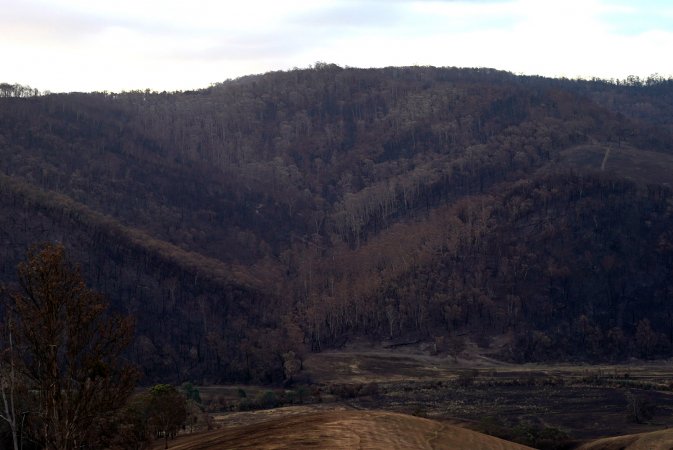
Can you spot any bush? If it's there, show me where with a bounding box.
[456,369,479,387]
[181,382,202,403]
[238,398,253,411]
[279,390,299,405]
[296,385,308,404]
[477,417,571,450]
[625,391,654,423]
[255,391,279,409]
[536,427,573,450]
[358,382,380,397]
[513,423,571,450]
[328,383,361,399]
[476,416,508,437]
[411,406,427,417]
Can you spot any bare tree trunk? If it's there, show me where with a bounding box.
[0,321,20,450]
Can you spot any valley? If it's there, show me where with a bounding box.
[160,342,673,448]
[3,66,673,447]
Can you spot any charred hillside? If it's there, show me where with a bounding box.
[1,65,673,382]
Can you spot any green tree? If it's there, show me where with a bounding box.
[180,382,201,403]
[110,394,153,450]
[3,244,137,449]
[282,351,301,384]
[147,384,187,449]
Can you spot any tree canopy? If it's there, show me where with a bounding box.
[1,244,137,449]
[1,67,673,382]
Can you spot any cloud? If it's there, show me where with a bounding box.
[169,33,313,63]
[597,1,673,35]
[292,2,405,28]
[1,0,673,92]
[0,1,103,42]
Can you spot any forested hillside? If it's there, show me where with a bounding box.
[1,65,673,383]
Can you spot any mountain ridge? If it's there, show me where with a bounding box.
[2,65,673,382]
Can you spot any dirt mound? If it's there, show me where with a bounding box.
[157,410,532,449]
[578,428,673,450]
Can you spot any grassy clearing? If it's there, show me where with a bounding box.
[557,144,673,186]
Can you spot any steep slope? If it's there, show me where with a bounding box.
[0,173,284,382]
[297,173,673,360]
[2,66,673,381]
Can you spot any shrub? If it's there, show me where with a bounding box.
[625,391,654,423]
[456,369,479,387]
[255,391,279,409]
[328,383,361,399]
[358,382,380,397]
[477,417,571,450]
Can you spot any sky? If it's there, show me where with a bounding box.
[2,0,673,93]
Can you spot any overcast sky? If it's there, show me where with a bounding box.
[2,0,672,93]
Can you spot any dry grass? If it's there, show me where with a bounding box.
[183,341,673,447]
[153,409,533,450]
[577,428,673,450]
[300,345,673,441]
[302,340,673,385]
[301,337,512,384]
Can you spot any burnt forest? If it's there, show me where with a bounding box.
[2,65,673,385]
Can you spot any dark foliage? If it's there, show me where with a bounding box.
[1,66,673,382]
[1,244,137,449]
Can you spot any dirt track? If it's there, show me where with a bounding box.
[154,410,533,450]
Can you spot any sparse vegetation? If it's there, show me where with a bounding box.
[477,416,571,450]
[456,369,479,387]
[625,391,654,424]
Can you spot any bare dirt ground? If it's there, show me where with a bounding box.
[152,409,533,450]
[302,335,511,383]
